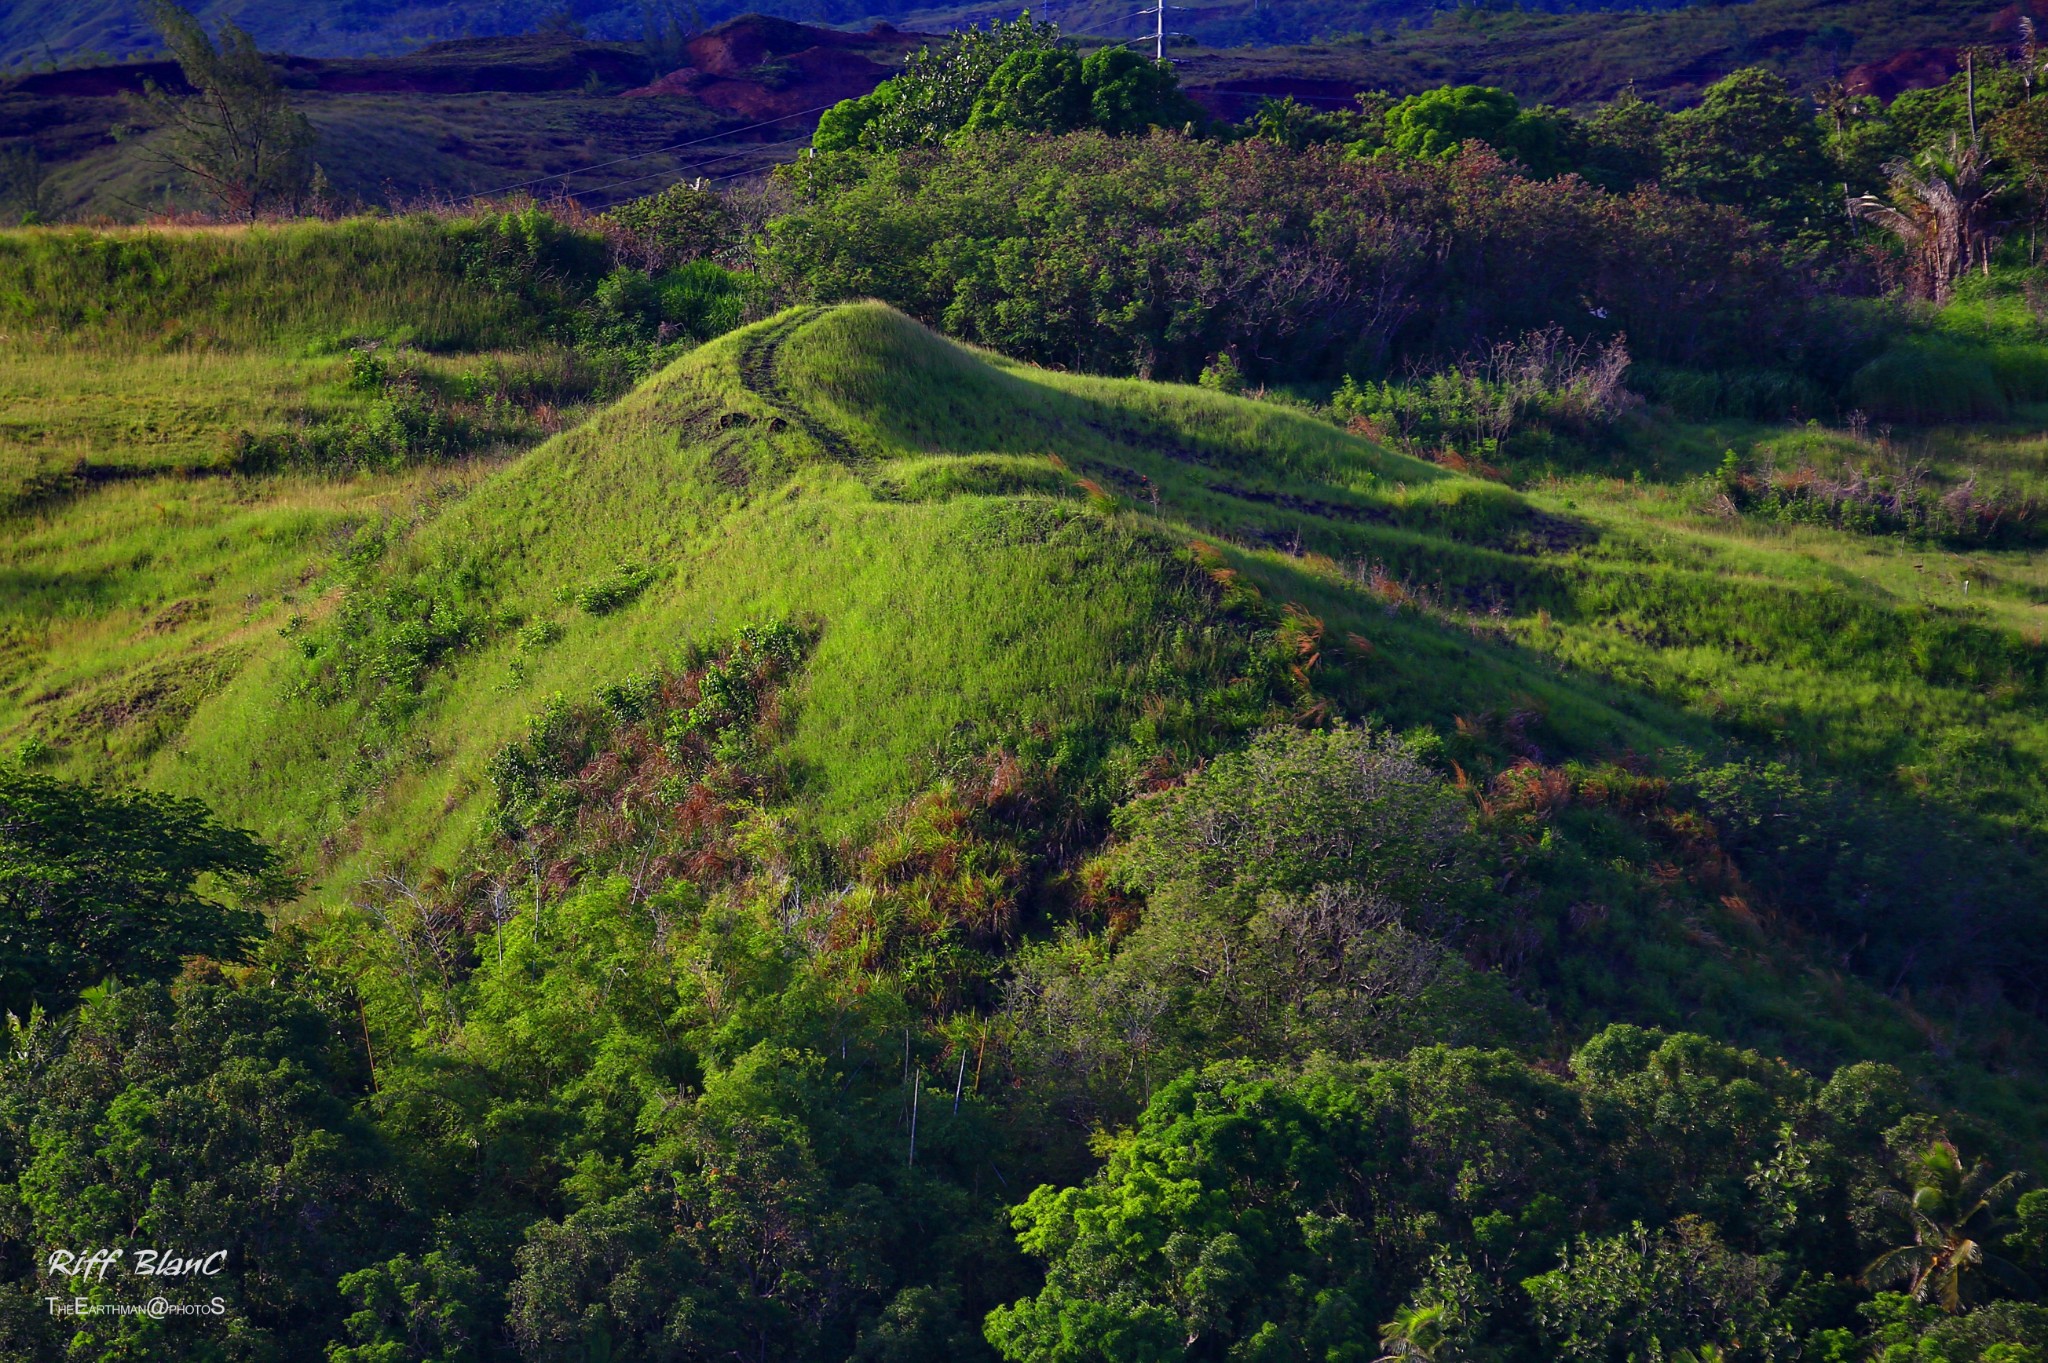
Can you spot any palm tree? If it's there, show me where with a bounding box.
[1864,1139,2038,1311]
[1846,135,1995,304]
[1376,1302,1450,1361]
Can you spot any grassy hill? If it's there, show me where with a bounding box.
[10,216,2048,1358]
[7,224,2048,1156]
[16,295,1513,860]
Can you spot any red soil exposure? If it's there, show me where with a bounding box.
[622,16,925,119]
[686,15,911,75]
[630,47,905,119]
[1844,47,1959,102]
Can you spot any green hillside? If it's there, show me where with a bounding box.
[8,293,1509,868]
[7,208,2048,1358]
[8,252,2047,1108]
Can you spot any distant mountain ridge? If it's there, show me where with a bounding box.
[0,0,1722,72]
[7,0,2025,115]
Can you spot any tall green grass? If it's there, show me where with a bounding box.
[1846,276,2048,423]
[0,214,602,353]
[1847,338,2008,423]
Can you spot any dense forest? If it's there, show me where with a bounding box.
[6,3,2048,1362]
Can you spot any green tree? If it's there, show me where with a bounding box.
[329,1250,487,1363]
[1384,84,1521,159]
[1887,51,2029,155]
[0,770,279,1020]
[818,25,1194,152]
[1084,724,1515,1063]
[1579,86,1666,191]
[1821,89,1907,196]
[1080,46,1195,136]
[813,79,901,154]
[2011,1189,2048,1281]
[1988,98,2048,262]
[127,0,316,217]
[1377,1301,1453,1360]
[966,47,1090,135]
[813,15,1065,154]
[1108,723,1473,911]
[1522,1218,1786,1362]
[1847,136,1996,304]
[1853,1292,2048,1362]
[1570,1025,1809,1231]
[1250,95,1341,150]
[1381,84,1571,176]
[1864,1140,2038,1312]
[983,1067,1381,1362]
[1661,67,1834,241]
[0,145,53,225]
[4,955,404,1361]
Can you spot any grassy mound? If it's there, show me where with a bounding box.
[129,305,1512,883]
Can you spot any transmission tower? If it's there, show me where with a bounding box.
[1139,0,1185,60]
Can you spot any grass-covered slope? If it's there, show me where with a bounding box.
[9,283,2048,1141]
[153,302,1514,877]
[0,209,759,522]
[0,215,595,353]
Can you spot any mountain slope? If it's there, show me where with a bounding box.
[1,20,927,220]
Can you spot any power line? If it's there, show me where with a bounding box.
[702,153,802,185]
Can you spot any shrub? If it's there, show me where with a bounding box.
[653,259,757,341]
[768,134,1803,383]
[1704,447,2046,546]
[598,184,740,272]
[346,346,388,391]
[581,260,758,351]
[1631,364,1830,421]
[1986,341,2048,405]
[231,381,465,474]
[571,562,657,615]
[294,536,502,724]
[1333,327,1632,460]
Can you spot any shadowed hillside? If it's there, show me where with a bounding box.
[0,17,926,219]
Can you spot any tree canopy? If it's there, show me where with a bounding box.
[0,769,278,1018]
